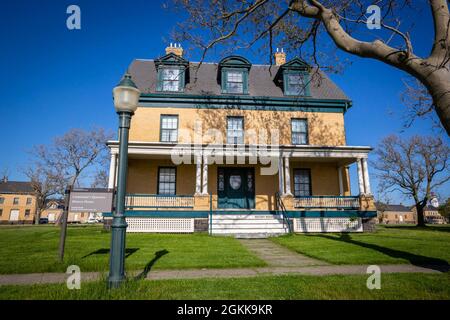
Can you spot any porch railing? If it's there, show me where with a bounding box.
[125,194,195,209]
[294,196,360,209]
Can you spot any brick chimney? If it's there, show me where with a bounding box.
[274,48,286,66]
[165,43,183,57]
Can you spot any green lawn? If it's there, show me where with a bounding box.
[0,273,449,300]
[0,225,265,274]
[272,225,450,265]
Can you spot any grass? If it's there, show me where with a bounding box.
[272,225,450,266]
[0,273,449,300]
[0,225,265,274]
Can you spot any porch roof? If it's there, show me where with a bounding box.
[107,140,372,166]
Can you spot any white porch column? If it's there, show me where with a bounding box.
[362,157,372,195]
[108,153,117,189]
[202,155,208,195]
[284,156,292,196]
[357,158,365,195]
[195,155,202,195]
[278,156,285,195]
[337,166,344,196]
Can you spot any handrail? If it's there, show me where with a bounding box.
[275,192,292,233]
[294,195,359,209]
[125,194,195,209]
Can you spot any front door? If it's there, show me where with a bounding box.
[218,167,255,209]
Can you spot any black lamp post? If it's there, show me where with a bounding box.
[108,73,140,288]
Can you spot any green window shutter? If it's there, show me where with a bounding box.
[243,71,248,94]
[221,69,227,93]
[156,68,163,92]
[283,72,288,95]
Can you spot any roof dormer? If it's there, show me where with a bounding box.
[276,57,311,96]
[154,51,189,93]
[218,56,251,95]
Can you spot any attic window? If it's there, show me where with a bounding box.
[219,56,251,95]
[276,57,311,97]
[161,68,182,92]
[154,52,189,93]
[284,72,309,96]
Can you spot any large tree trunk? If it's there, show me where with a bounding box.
[34,207,41,225]
[416,203,426,227]
[421,68,450,134]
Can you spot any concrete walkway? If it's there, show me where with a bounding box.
[0,264,447,286]
[0,239,448,286]
[238,239,327,267]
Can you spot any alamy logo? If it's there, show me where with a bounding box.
[366,5,381,30]
[66,265,81,289]
[66,5,81,30]
[366,265,381,290]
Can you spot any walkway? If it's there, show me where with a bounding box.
[238,238,327,267]
[0,264,446,286]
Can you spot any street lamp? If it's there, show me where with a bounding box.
[108,73,140,288]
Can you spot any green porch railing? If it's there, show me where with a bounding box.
[125,194,195,209]
[294,196,359,209]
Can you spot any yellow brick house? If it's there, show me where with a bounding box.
[106,45,376,236]
[0,179,37,224]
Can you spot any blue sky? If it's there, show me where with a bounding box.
[0,0,448,204]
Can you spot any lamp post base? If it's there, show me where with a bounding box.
[108,214,128,288]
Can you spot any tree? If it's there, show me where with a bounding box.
[173,0,450,134]
[32,128,113,194]
[373,135,450,226]
[27,128,112,224]
[23,165,60,225]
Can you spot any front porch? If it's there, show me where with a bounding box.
[105,142,377,235]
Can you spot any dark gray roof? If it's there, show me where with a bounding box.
[376,203,412,212]
[128,60,349,100]
[0,181,34,194]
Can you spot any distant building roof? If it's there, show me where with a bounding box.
[375,202,411,212]
[0,181,34,194]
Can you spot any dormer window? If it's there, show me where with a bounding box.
[276,58,311,97]
[161,68,182,92]
[155,52,189,93]
[219,56,251,95]
[286,73,308,96]
[226,70,244,94]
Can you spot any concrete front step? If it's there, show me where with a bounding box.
[212,223,287,229]
[212,228,289,234]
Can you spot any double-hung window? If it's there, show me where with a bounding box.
[160,115,178,143]
[293,169,311,197]
[291,119,308,145]
[226,71,244,94]
[26,198,32,205]
[157,167,176,195]
[284,72,309,96]
[227,117,244,144]
[13,197,19,205]
[161,68,181,92]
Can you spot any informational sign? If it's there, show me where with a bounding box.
[68,188,113,213]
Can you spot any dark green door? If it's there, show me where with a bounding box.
[218,167,255,209]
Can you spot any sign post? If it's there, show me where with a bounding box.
[58,188,113,262]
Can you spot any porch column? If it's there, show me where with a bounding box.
[195,155,202,195]
[362,157,372,195]
[284,156,292,196]
[357,158,365,195]
[337,166,344,196]
[202,155,208,195]
[108,153,117,189]
[278,156,285,195]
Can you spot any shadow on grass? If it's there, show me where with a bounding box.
[134,249,169,280]
[317,233,450,272]
[82,248,140,259]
